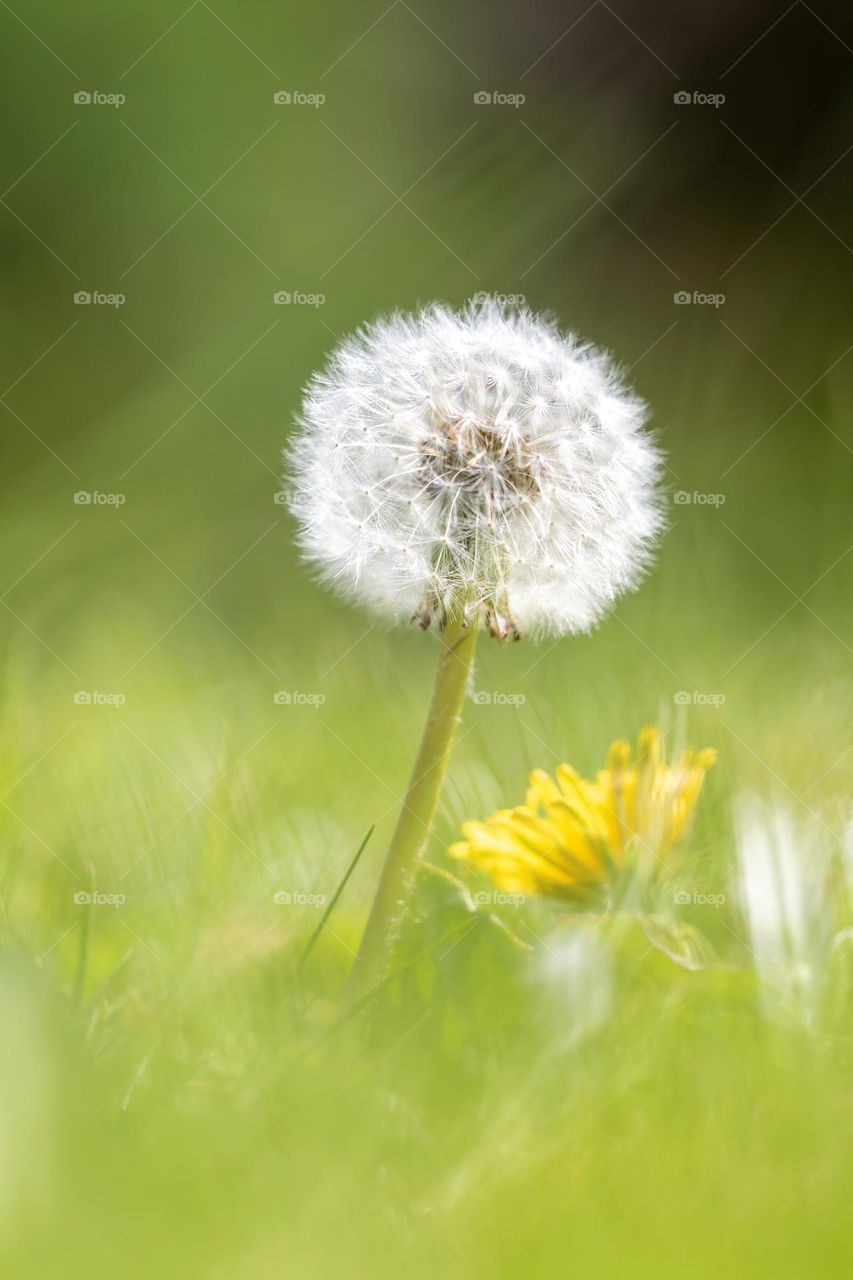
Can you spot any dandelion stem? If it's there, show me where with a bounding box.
[343,605,477,1008]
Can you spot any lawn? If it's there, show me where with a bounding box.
[2,2,852,1276]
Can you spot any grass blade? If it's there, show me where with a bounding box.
[297,825,374,971]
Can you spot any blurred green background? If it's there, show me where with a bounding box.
[1,2,852,1276]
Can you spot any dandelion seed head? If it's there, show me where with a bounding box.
[287,297,664,638]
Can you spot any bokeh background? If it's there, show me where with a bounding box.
[1,2,852,1276]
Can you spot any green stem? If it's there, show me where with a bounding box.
[343,605,477,1008]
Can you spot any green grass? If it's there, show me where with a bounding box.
[2,384,852,1275]
[2,4,852,1269]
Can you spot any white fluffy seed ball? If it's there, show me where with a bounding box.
[287,297,664,639]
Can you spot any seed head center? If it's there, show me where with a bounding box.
[421,419,540,508]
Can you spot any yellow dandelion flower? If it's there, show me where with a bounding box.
[449,727,716,905]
